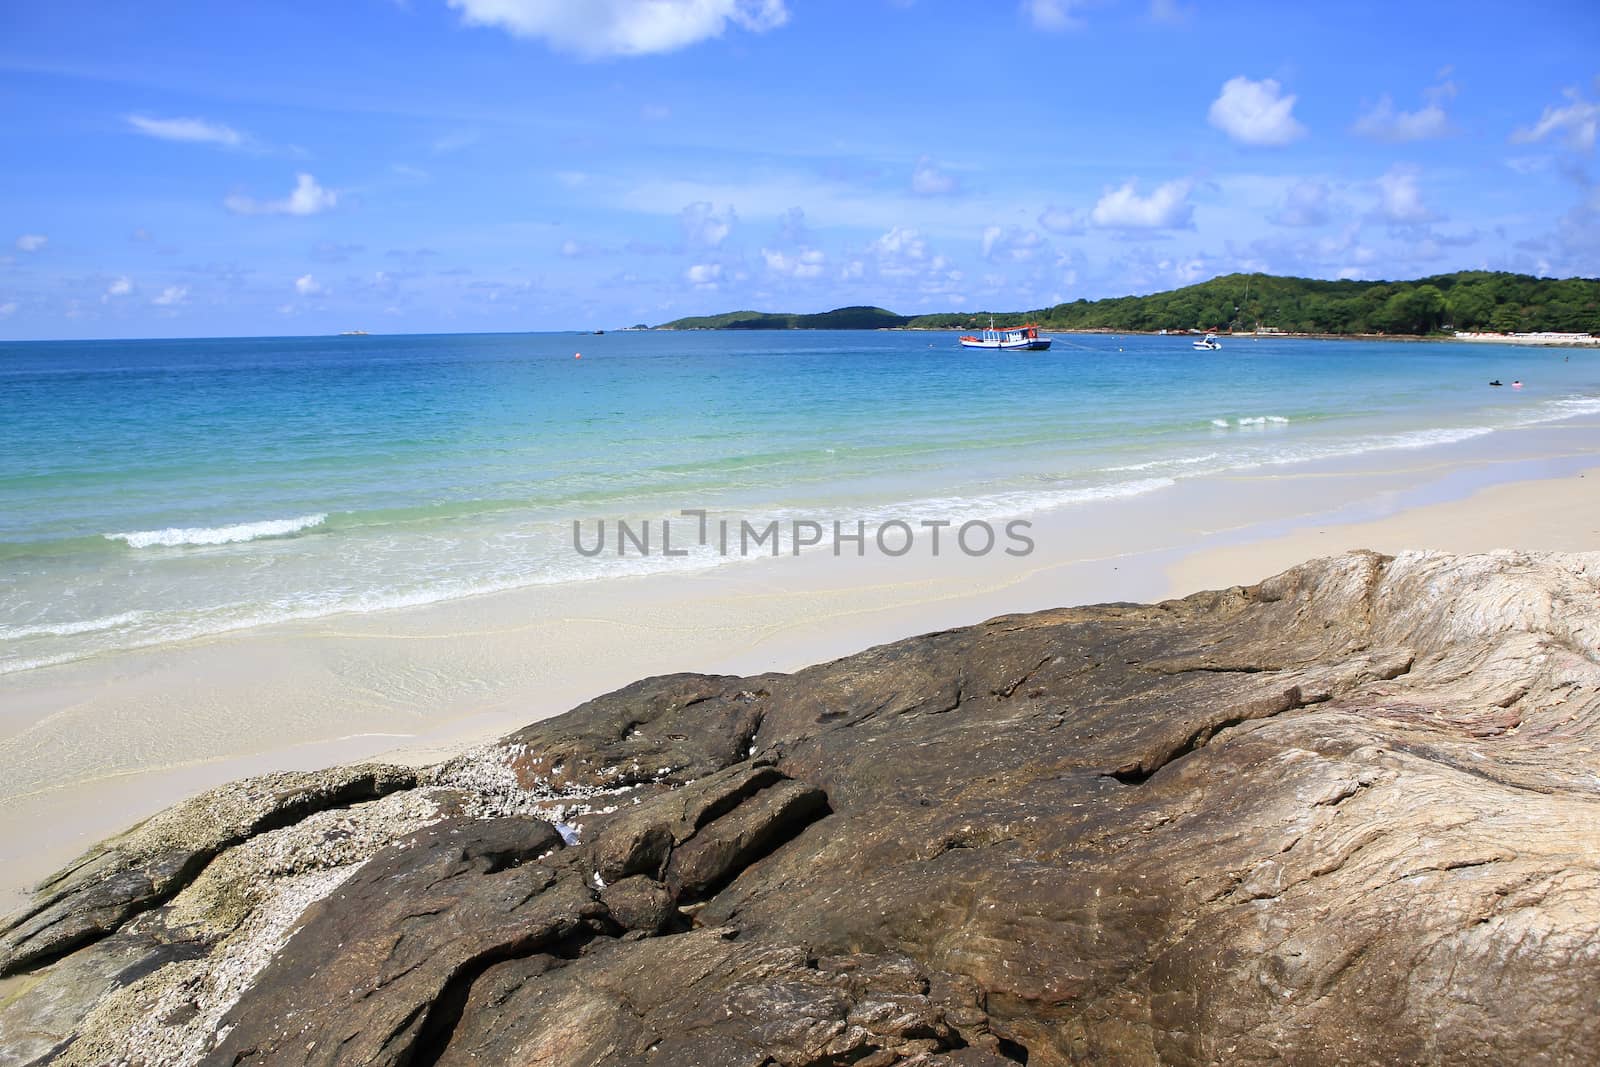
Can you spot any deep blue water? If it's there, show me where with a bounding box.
[2,329,1595,673]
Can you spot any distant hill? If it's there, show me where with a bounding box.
[655,272,1600,336]
[656,306,910,330]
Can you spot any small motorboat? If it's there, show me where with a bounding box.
[959,318,1053,351]
[1192,333,1221,351]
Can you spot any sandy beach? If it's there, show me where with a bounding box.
[3,414,1599,915]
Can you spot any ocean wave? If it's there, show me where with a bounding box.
[1107,452,1222,473]
[105,513,328,548]
[0,610,148,642]
[1212,416,1290,428]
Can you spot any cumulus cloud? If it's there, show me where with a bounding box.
[1353,80,1455,142]
[1270,180,1332,227]
[225,173,339,216]
[867,227,931,276]
[127,114,244,147]
[1374,165,1438,224]
[1208,76,1307,146]
[911,156,957,196]
[761,247,825,278]
[447,0,788,57]
[1090,179,1195,229]
[686,262,723,288]
[1513,87,1599,153]
[15,234,47,253]
[981,226,1045,262]
[680,201,735,248]
[856,227,963,297]
[1022,0,1085,31]
[294,273,323,296]
[1037,205,1086,234]
[0,302,16,319]
[105,276,133,299]
[152,285,188,306]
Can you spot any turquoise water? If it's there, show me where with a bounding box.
[2,330,1596,674]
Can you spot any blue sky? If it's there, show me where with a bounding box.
[2,0,1598,338]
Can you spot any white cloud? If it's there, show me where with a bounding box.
[1512,87,1599,153]
[1208,76,1307,146]
[761,247,825,278]
[981,226,1045,262]
[680,201,735,248]
[225,173,339,216]
[1090,179,1195,229]
[1353,82,1455,142]
[447,0,788,57]
[911,156,956,196]
[1271,180,1332,227]
[294,273,323,296]
[127,114,243,147]
[1374,165,1437,224]
[0,302,16,319]
[867,226,930,276]
[641,103,671,121]
[686,262,723,287]
[1038,205,1086,234]
[1147,0,1193,25]
[105,276,133,299]
[152,285,188,306]
[560,238,584,257]
[1022,0,1084,31]
[15,234,47,253]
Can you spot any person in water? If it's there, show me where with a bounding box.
[1512,380,1523,388]
[1490,380,1503,386]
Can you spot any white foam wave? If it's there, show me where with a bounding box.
[1213,416,1290,428]
[106,514,328,548]
[1107,452,1221,473]
[0,611,148,642]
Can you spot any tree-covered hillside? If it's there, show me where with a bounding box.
[657,272,1600,336]
[657,306,909,330]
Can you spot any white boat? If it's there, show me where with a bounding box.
[1192,333,1221,350]
[959,318,1052,351]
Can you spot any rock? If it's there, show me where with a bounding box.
[207,817,577,1067]
[4,550,1600,1065]
[0,765,416,978]
[430,932,1004,1067]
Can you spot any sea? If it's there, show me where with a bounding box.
[3,329,1597,676]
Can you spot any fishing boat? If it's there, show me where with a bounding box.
[1192,333,1221,351]
[959,318,1052,351]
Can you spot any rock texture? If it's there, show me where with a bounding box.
[2,549,1599,1066]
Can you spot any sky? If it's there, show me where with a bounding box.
[1,0,1598,339]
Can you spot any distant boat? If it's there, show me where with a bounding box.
[339,330,369,336]
[959,318,1052,351]
[1192,333,1221,351]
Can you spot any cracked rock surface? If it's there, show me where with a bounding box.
[2,550,1599,1065]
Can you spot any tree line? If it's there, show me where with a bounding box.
[658,272,1600,336]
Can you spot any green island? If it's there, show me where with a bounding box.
[656,271,1600,336]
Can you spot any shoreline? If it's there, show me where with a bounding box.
[3,415,1599,915]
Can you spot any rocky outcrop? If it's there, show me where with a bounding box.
[2,550,1599,1066]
